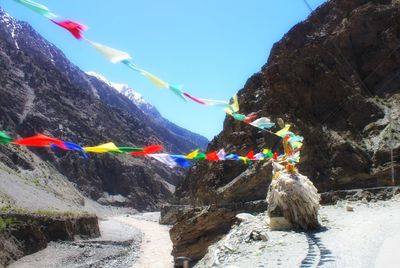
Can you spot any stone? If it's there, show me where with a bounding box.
[248,230,268,242]
[236,213,256,223]
[346,206,354,212]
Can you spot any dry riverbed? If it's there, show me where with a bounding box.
[8,212,173,268]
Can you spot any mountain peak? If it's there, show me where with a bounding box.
[86,71,150,108]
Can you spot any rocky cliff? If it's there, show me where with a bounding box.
[0,9,206,211]
[0,211,99,267]
[176,0,400,205]
[171,0,400,263]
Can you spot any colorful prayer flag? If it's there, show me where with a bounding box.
[169,84,187,101]
[87,40,132,63]
[0,131,12,144]
[83,142,121,153]
[275,124,291,137]
[14,0,57,19]
[206,151,219,161]
[249,117,275,129]
[171,155,191,168]
[148,154,177,168]
[51,20,87,39]
[140,70,169,89]
[14,134,66,149]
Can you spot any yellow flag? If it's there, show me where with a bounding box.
[224,95,240,115]
[291,141,303,149]
[185,149,199,159]
[231,95,239,113]
[141,70,169,89]
[83,142,121,153]
[275,124,291,137]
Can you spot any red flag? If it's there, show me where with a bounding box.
[143,145,163,154]
[243,113,258,124]
[14,134,67,149]
[51,20,87,39]
[130,145,163,155]
[206,151,219,161]
[246,150,256,160]
[183,92,206,105]
[273,152,279,160]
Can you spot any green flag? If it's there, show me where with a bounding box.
[117,147,143,153]
[169,84,187,102]
[0,131,12,144]
[194,152,206,160]
[14,0,57,19]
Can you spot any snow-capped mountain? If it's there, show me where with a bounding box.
[86,71,155,113]
[86,71,209,150]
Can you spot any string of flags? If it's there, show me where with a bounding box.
[11,0,275,130]
[0,129,302,168]
[3,0,306,170]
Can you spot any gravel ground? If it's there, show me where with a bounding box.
[7,212,173,268]
[8,217,143,268]
[196,198,400,268]
[8,199,400,268]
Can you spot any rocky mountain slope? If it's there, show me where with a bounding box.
[0,8,206,211]
[170,0,400,264]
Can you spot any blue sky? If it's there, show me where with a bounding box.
[2,0,326,140]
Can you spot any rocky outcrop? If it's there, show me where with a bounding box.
[169,201,267,265]
[0,212,99,267]
[0,9,207,210]
[172,0,400,263]
[320,186,400,204]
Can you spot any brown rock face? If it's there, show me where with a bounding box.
[169,201,267,265]
[176,0,400,204]
[172,0,400,263]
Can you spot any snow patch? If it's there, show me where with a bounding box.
[86,71,150,107]
[0,11,21,49]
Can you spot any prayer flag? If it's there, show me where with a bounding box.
[206,151,219,161]
[185,149,199,159]
[51,20,87,39]
[0,131,12,144]
[14,134,66,149]
[83,142,121,153]
[87,40,131,63]
[169,84,187,101]
[249,117,275,129]
[171,155,191,168]
[217,149,226,160]
[140,70,169,89]
[275,124,291,137]
[14,0,57,19]
[148,154,177,168]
